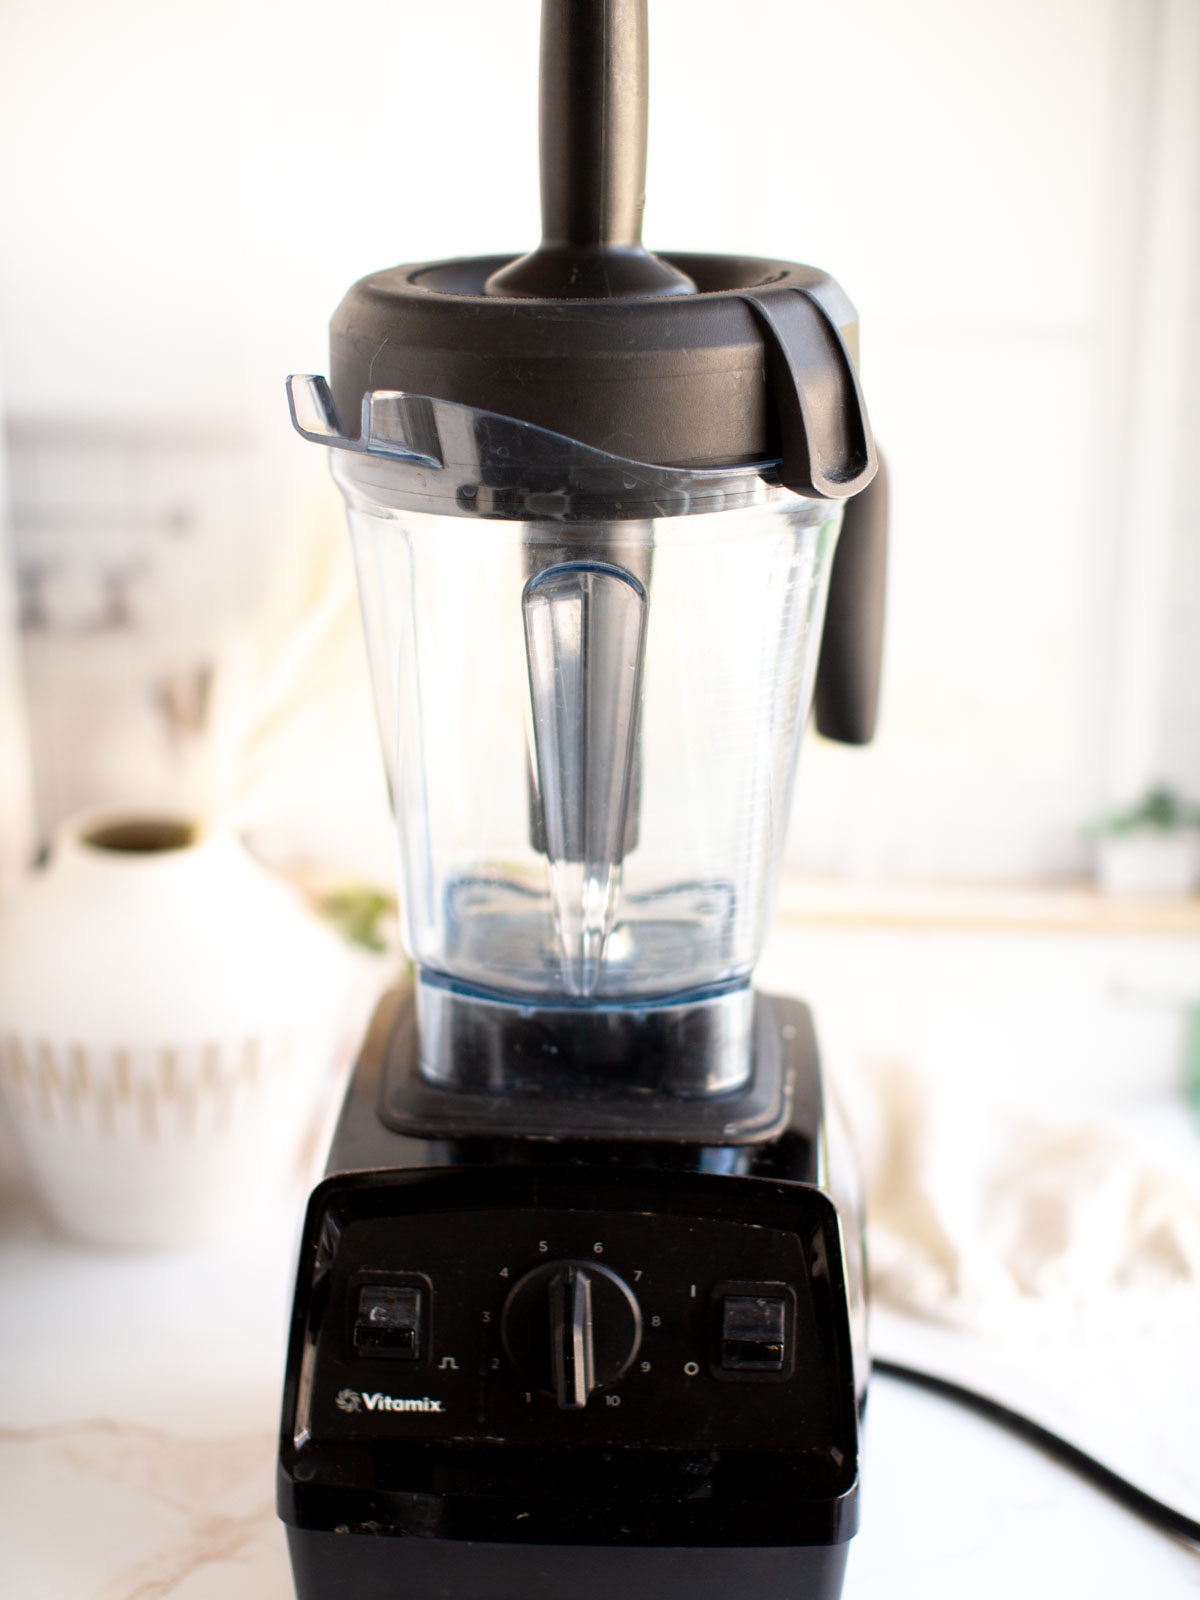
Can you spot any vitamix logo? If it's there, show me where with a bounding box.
[335,1388,444,1415]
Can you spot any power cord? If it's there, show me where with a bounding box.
[873,1357,1200,1547]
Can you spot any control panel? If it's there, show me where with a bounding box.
[288,1170,855,1462]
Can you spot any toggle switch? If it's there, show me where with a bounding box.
[719,1293,787,1372]
[354,1285,423,1360]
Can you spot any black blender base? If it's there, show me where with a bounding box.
[278,985,864,1600]
[287,1526,850,1600]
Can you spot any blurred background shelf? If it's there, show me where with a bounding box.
[776,874,1200,938]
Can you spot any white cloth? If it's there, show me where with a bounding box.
[849,1057,1200,1336]
[840,1055,1200,1514]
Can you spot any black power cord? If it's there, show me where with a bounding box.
[873,1357,1200,1547]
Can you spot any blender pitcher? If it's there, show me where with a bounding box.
[287,0,882,1099]
[290,392,858,1096]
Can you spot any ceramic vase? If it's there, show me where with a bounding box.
[0,812,361,1247]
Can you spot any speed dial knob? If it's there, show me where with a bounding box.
[501,1260,642,1410]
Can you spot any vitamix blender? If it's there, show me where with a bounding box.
[278,3,887,1597]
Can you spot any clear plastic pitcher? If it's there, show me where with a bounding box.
[292,382,844,1086]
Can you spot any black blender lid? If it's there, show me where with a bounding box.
[327,0,877,501]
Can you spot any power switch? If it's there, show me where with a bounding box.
[354,1285,422,1360]
[720,1294,787,1372]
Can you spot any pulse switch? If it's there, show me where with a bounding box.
[354,1285,423,1360]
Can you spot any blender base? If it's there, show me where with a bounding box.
[278,984,864,1600]
[286,1525,850,1600]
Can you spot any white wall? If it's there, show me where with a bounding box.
[1157,142,1200,796]
[779,0,1200,879]
[0,373,36,893]
[0,0,1197,880]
